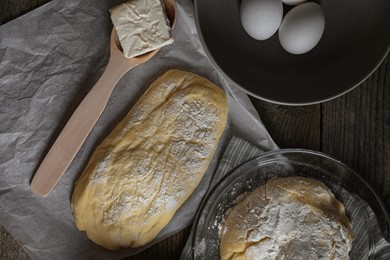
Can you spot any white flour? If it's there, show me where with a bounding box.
[219,177,353,260]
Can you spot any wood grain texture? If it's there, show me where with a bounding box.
[250,98,321,150]
[0,226,29,260]
[322,55,390,208]
[0,0,50,24]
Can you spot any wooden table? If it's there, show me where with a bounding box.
[1,1,389,259]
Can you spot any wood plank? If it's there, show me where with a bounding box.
[322,55,390,208]
[0,0,11,24]
[0,226,29,260]
[0,0,50,25]
[19,0,32,15]
[250,98,321,150]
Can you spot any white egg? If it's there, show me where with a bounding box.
[282,0,306,6]
[278,2,325,54]
[240,0,283,41]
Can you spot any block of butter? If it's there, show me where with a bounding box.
[110,0,174,58]
[71,70,228,250]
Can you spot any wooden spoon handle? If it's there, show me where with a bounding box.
[31,54,135,196]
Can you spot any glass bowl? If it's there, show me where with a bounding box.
[193,149,390,259]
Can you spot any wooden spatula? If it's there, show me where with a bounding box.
[31,0,176,196]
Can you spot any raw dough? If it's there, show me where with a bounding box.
[220,177,353,260]
[71,70,228,250]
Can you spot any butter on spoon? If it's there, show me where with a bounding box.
[110,0,174,58]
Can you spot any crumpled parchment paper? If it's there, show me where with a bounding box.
[0,0,278,259]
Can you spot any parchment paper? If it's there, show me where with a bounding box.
[0,0,278,259]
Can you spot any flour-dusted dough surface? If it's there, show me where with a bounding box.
[220,177,353,260]
[71,70,228,250]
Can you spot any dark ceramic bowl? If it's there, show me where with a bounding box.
[194,0,390,105]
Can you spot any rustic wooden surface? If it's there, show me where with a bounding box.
[1,0,389,259]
